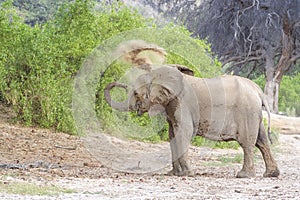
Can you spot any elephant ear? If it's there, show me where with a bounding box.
[149,66,184,105]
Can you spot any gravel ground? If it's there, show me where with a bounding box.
[0,106,299,199]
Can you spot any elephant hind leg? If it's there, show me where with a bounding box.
[236,121,257,178]
[255,122,280,177]
[236,145,256,178]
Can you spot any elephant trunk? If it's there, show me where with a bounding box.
[104,82,130,112]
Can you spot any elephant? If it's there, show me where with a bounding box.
[104,65,280,178]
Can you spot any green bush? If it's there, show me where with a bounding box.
[278,73,300,116]
[0,0,147,133]
[254,73,300,116]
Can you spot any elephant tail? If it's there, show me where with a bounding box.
[113,40,166,68]
[262,95,272,144]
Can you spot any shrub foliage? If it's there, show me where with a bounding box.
[254,73,300,116]
[0,0,147,133]
[0,0,220,137]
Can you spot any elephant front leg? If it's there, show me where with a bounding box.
[167,152,194,176]
[167,120,194,176]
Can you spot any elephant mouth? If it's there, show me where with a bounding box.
[137,109,146,116]
[136,103,149,116]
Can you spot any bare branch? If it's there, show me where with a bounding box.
[289,54,300,63]
[192,0,299,79]
[245,62,257,78]
[223,56,262,68]
[294,21,300,28]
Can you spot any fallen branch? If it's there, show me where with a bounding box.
[0,164,27,170]
[54,145,77,150]
[263,111,300,135]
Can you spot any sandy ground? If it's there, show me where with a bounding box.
[0,106,299,199]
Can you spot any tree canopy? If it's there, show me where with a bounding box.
[191,0,300,113]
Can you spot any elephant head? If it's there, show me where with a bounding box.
[104,66,184,116]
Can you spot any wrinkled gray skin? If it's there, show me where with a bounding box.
[105,66,280,178]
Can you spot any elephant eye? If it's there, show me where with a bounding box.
[134,91,138,96]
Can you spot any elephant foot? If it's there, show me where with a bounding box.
[167,169,195,177]
[166,168,176,176]
[263,168,280,177]
[236,169,255,178]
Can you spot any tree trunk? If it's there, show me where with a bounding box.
[262,111,300,135]
[264,14,294,113]
[264,55,278,113]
